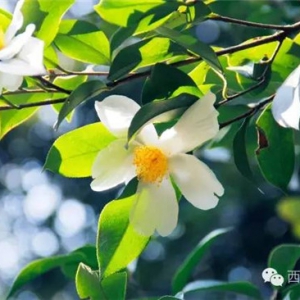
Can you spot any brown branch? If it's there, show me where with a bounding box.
[219,95,274,128]
[210,13,292,30]
[35,76,72,95]
[0,98,67,111]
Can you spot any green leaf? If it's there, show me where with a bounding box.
[97,196,149,277]
[55,80,107,129]
[181,280,262,299]
[268,244,300,287]
[117,177,139,200]
[282,284,300,300]
[101,272,127,300]
[76,263,103,300]
[0,93,53,139]
[157,26,222,73]
[45,123,116,177]
[142,63,201,104]
[55,20,110,65]
[22,0,75,47]
[277,197,300,239]
[159,297,181,300]
[95,0,180,34]
[256,105,294,190]
[128,93,198,141]
[8,245,96,298]
[52,75,88,121]
[172,228,231,294]
[233,118,256,184]
[108,37,188,81]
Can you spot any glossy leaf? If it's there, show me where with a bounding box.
[97,196,149,277]
[55,80,107,129]
[21,0,75,47]
[108,37,188,81]
[233,118,256,184]
[256,106,294,190]
[268,244,300,285]
[128,93,198,141]
[55,20,110,65]
[172,228,231,293]
[181,280,262,299]
[76,263,103,300]
[101,272,127,300]
[0,93,54,139]
[52,75,88,121]
[8,245,96,297]
[45,123,116,177]
[157,27,222,72]
[95,0,180,34]
[142,63,201,104]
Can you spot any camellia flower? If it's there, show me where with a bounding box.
[272,65,300,130]
[91,93,224,236]
[0,0,46,94]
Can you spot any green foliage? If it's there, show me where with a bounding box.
[55,20,110,65]
[256,106,294,190]
[44,123,116,177]
[21,0,75,47]
[157,27,222,72]
[268,245,300,287]
[97,196,149,277]
[172,228,231,293]
[233,118,256,184]
[142,63,201,104]
[8,246,97,298]
[180,280,262,299]
[108,37,188,81]
[55,80,107,129]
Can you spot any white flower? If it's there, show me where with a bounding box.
[0,0,46,94]
[272,65,300,130]
[91,93,224,236]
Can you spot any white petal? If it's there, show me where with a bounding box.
[272,85,300,130]
[159,92,219,154]
[0,72,23,91]
[169,153,224,210]
[281,65,300,88]
[130,179,178,237]
[0,24,35,61]
[4,0,24,44]
[16,37,46,74]
[90,139,135,191]
[136,123,159,145]
[95,95,140,138]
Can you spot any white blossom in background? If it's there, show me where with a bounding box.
[91,93,224,237]
[272,65,300,130]
[0,0,46,94]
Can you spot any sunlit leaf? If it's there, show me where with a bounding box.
[55,20,110,65]
[97,196,149,277]
[108,37,188,81]
[45,123,116,177]
[22,0,75,47]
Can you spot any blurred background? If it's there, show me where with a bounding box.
[1,0,300,299]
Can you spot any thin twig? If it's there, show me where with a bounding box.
[35,76,72,95]
[210,14,292,30]
[0,98,67,111]
[219,95,274,128]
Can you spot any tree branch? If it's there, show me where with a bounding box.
[0,97,67,111]
[219,95,274,128]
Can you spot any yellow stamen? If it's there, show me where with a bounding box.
[133,145,168,184]
[0,27,5,50]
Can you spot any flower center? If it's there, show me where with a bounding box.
[0,27,5,50]
[133,145,168,184]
